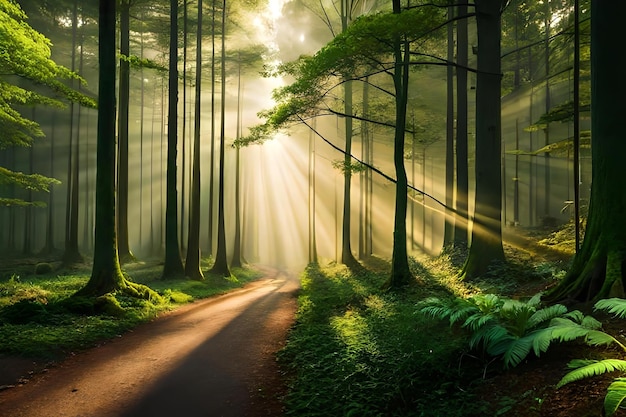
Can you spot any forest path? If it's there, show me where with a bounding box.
[0,267,299,417]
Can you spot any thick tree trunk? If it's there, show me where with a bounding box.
[460,0,505,279]
[185,0,204,281]
[77,0,154,299]
[162,0,185,279]
[117,0,134,263]
[547,2,626,303]
[231,60,243,268]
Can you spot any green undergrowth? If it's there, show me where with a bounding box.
[0,259,262,359]
[279,247,565,417]
[280,259,490,417]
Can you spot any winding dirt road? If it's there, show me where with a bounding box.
[0,268,299,417]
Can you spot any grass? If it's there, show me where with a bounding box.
[278,242,567,417]
[0,259,262,359]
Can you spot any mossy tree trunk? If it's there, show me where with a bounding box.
[76,0,155,300]
[547,2,626,303]
[459,0,505,279]
[386,0,412,288]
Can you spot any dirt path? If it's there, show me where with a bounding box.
[0,268,299,417]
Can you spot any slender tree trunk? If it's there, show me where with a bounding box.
[162,0,185,279]
[547,1,626,302]
[454,0,469,248]
[185,0,204,280]
[231,59,243,268]
[443,4,455,246]
[63,0,82,265]
[181,0,188,253]
[207,0,217,255]
[117,0,134,263]
[386,0,412,288]
[43,111,56,254]
[210,0,230,277]
[359,78,369,259]
[460,0,505,279]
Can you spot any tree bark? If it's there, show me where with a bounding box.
[460,0,505,279]
[443,4,455,246]
[162,0,185,279]
[77,0,155,299]
[210,0,230,277]
[385,0,412,288]
[117,0,135,263]
[454,0,469,248]
[185,0,204,280]
[547,1,626,303]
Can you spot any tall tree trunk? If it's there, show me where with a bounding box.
[185,0,204,280]
[454,0,469,248]
[385,0,412,288]
[231,58,243,268]
[117,0,134,263]
[339,0,358,269]
[63,0,82,265]
[460,0,505,279]
[181,0,188,253]
[43,110,56,254]
[162,0,185,279]
[210,0,230,277]
[207,0,217,255]
[547,1,626,302]
[359,78,369,259]
[77,0,155,299]
[443,4,455,246]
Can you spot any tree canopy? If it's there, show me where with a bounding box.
[0,0,95,207]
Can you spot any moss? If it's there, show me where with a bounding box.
[34,263,53,275]
[94,294,126,317]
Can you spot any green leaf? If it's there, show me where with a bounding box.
[595,298,626,319]
[557,359,626,388]
[605,378,626,416]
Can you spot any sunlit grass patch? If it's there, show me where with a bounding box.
[0,262,266,361]
[280,261,481,417]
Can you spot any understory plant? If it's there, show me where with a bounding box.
[556,298,626,416]
[420,293,569,369]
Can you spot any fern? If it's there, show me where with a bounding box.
[605,378,626,416]
[595,298,626,319]
[527,304,568,328]
[557,359,626,388]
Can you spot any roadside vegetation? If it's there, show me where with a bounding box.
[0,259,261,359]
[279,223,626,417]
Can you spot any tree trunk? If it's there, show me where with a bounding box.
[454,0,469,248]
[117,0,134,263]
[210,0,230,277]
[76,0,155,299]
[231,59,243,268]
[547,1,626,303]
[386,0,412,288]
[63,0,82,265]
[460,0,505,279]
[161,0,185,279]
[207,0,217,255]
[443,4,455,246]
[185,0,204,280]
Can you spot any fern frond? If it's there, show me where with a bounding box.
[581,315,603,330]
[557,359,626,388]
[449,305,479,325]
[563,310,585,324]
[528,304,568,328]
[605,378,626,416]
[585,330,621,348]
[420,305,453,320]
[469,323,509,351]
[502,334,534,368]
[463,313,496,331]
[596,298,626,319]
[531,327,557,357]
[527,292,543,308]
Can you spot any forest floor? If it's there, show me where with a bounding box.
[0,267,298,417]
